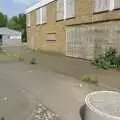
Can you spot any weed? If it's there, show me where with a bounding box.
[81,75,98,84]
[18,55,24,61]
[30,57,37,64]
[92,47,120,69]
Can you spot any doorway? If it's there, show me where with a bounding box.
[0,35,3,45]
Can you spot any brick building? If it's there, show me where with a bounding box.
[25,0,120,59]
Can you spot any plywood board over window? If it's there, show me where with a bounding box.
[94,0,110,13]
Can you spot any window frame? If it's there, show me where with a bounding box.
[56,0,75,21]
[36,6,47,25]
[27,13,31,27]
[46,33,57,41]
[93,0,120,14]
[93,0,110,13]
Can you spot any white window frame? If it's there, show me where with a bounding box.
[94,0,110,13]
[57,0,75,20]
[56,0,64,20]
[113,0,120,10]
[36,6,47,25]
[36,9,40,25]
[27,13,31,27]
[65,0,75,19]
[41,6,47,24]
[93,0,120,13]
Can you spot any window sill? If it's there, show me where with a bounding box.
[113,8,120,11]
[56,19,64,22]
[46,40,56,41]
[65,16,75,20]
[35,22,47,26]
[93,10,109,15]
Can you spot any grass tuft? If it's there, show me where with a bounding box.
[30,57,37,64]
[81,75,98,84]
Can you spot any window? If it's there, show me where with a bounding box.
[57,0,75,20]
[42,6,47,24]
[10,36,21,40]
[36,6,47,25]
[66,0,75,19]
[57,0,64,20]
[36,9,40,24]
[46,33,56,41]
[27,14,31,26]
[114,0,120,9]
[94,0,110,13]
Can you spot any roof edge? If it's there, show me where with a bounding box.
[25,0,56,14]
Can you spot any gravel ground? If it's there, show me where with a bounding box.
[31,104,60,120]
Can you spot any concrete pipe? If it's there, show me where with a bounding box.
[84,91,120,120]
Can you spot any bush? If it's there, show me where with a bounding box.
[30,57,37,64]
[92,47,120,69]
[0,47,2,52]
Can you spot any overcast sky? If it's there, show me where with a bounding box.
[0,0,38,18]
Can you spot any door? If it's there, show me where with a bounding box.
[0,35,3,45]
[66,27,95,60]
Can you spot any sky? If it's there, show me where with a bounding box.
[0,0,39,18]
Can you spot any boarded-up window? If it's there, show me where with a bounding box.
[27,14,31,26]
[46,33,56,41]
[66,0,75,18]
[94,0,110,13]
[114,0,120,9]
[57,0,64,20]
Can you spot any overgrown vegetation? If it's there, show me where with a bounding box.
[0,12,8,27]
[7,14,27,42]
[0,47,2,52]
[92,47,120,69]
[81,75,98,84]
[0,12,27,42]
[30,57,37,64]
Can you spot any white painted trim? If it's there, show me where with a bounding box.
[25,0,56,14]
[109,0,114,11]
[40,8,43,24]
[64,0,66,19]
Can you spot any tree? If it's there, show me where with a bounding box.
[0,12,8,27]
[8,13,27,42]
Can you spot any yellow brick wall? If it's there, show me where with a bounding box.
[27,0,120,54]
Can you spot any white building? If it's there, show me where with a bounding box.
[0,27,22,46]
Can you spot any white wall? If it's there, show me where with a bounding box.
[2,35,22,46]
